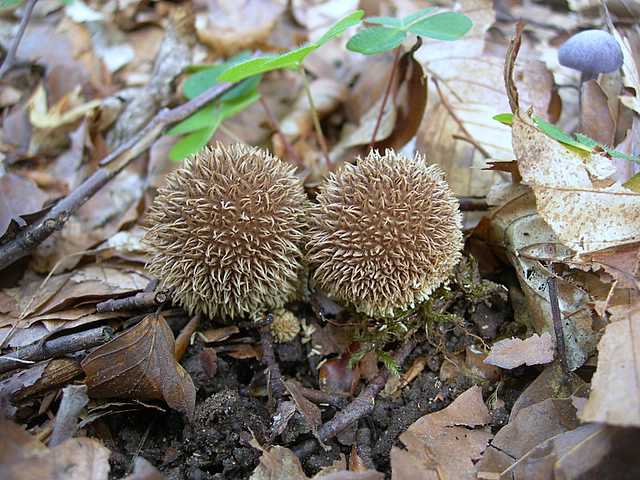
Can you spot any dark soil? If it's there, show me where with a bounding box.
[89,278,521,480]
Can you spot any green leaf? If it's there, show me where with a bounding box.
[169,124,219,162]
[167,103,219,136]
[575,133,640,163]
[533,116,593,152]
[366,16,402,28]
[316,9,364,46]
[183,65,227,100]
[408,12,473,40]
[0,0,23,7]
[346,26,406,55]
[218,75,262,103]
[623,172,640,191]
[262,44,317,70]
[183,52,254,99]
[219,91,261,120]
[401,7,438,27]
[218,55,276,83]
[492,113,513,125]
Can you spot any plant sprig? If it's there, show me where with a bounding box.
[493,112,639,163]
[347,7,472,55]
[218,10,364,83]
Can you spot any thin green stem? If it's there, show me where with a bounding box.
[299,67,331,167]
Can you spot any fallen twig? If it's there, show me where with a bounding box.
[96,290,170,313]
[0,0,38,78]
[0,326,113,374]
[316,336,418,442]
[299,385,350,409]
[0,81,234,271]
[547,275,569,375]
[259,314,286,401]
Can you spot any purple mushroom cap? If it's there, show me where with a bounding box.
[558,30,624,78]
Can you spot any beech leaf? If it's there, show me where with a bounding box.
[81,313,196,419]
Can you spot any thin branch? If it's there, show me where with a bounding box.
[432,77,492,159]
[316,336,419,442]
[547,275,569,375]
[299,67,331,167]
[260,315,286,401]
[96,290,170,313]
[0,326,113,374]
[0,81,234,271]
[0,0,38,78]
[369,46,401,151]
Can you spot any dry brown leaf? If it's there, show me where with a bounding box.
[391,385,492,480]
[580,302,640,426]
[33,169,144,272]
[415,0,554,198]
[476,398,579,478]
[250,444,307,480]
[198,325,240,343]
[284,379,322,433]
[486,183,597,370]
[612,26,640,116]
[81,313,196,419]
[512,112,640,254]
[0,418,110,480]
[196,0,286,55]
[581,80,616,145]
[0,173,48,238]
[27,85,100,156]
[280,78,347,140]
[332,49,426,161]
[484,332,555,369]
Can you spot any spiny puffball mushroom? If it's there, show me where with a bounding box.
[306,149,464,318]
[558,30,624,80]
[144,143,308,319]
[269,309,301,343]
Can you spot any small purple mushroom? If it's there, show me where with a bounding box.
[558,30,624,81]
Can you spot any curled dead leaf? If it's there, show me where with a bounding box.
[81,313,196,419]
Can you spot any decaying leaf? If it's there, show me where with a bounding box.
[331,48,427,161]
[580,302,640,426]
[0,173,48,238]
[391,385,492,480]
[0,417,111,480]
[512,112,640,254]
[416,0,555,197]
[196,0,286,55]
[485,183,598,370]
[81,313,196,419]
[477,397,579,478]
[484,332,555,369]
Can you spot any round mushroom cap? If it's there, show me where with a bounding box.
[558,30,623,74]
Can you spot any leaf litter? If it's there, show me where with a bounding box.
[0,0,639,479]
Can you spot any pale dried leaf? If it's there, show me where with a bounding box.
[486,183,598,369]
[484,332,555,369]
[580,302,640,426]
[415,0,554,197]
[392,386,492,480]
[513,112,640,254]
